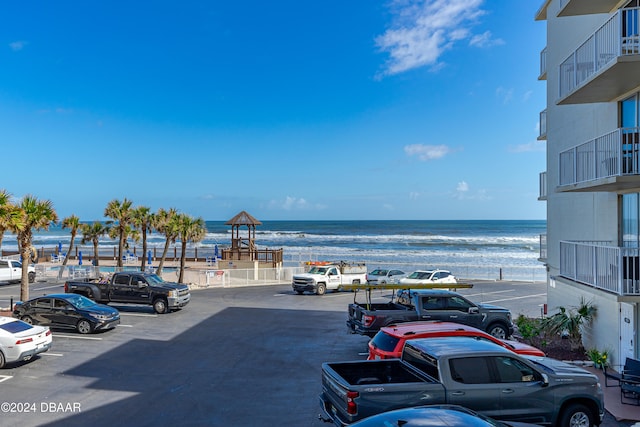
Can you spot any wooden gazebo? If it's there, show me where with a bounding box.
[220,211,283,266]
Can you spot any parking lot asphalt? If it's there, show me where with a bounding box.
[0,280,634,427]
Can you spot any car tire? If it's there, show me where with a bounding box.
[316,283,326,295]
[487,323,508,339]
[28,272,36,283]
[558,403,594,427]
[77,319,93,334]
[0,350,5,369]
[153,298,168,314]
[21,316,34,325]
[86,290,93,299]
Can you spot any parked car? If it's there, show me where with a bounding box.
[13,293,120,334]
[368,321,546,360]
[0,316,52,368]
[366,269,406,285]
[399,269,457,285]
[350,404,542,427]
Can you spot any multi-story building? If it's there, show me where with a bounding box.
[536,0,640,370]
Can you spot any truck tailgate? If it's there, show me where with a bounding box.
[320,360,445,425]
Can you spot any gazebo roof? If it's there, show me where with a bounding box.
[225,210,263,226]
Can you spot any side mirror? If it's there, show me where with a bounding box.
[468,307,479,314]
[540,373,549,387]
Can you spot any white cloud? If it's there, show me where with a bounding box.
[409,191,420,200]
[268,196,327,211]
[469,30,504,48]
[508,140,546,153]
[453,181,491,200]
[404,144,450,161]
[9,41,27,51]
[496,86,513,104]
[376,0,494,76]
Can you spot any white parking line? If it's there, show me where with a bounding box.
[52,334,103,340]
[118,324,133,327]
[465,290,514,297]
[0,375,12,383]
[41,352,64,357]
[483,293,547,304]
[119,312,157,317]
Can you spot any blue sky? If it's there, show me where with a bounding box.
[0,0,546,221]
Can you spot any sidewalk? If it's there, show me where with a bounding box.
[585,366,640,422]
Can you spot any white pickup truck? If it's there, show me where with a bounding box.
[0,259,36,284]
[292,262,367,295]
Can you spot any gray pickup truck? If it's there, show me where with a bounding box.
[347,288,514,338]
[319,337,604,427]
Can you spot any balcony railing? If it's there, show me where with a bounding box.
[538,109,547,140]
[558,8,640,103]
[558,127,640,188]
[560,241,640,296]
[539,47,547,80]
[539,171,547,200]
[539,234,547,261]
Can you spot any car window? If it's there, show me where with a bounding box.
[54,299,71,309]
[0,260,8,268]
[422,297,445,310]
[370,331,400,353]
[447,296,472,311]
[0,320,33,333]
[114,274,130,285]
[494,356,537,383]
[34,298,51,308]
[449,357,493,384]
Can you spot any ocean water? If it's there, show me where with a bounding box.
[3,219,547,281]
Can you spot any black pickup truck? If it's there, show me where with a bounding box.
[347,288,514,338]
[64,272,190,314]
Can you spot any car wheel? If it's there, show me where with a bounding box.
[21,316,34,325]
[316,283,326,295]
[487,323,508,339]
[77,319,93,334]
[558,403,593,427]
[86,290,94,300]
[0,350,5,369]
[28,272,35,284]
[153,298,168,314]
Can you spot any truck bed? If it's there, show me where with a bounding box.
[326,360,431,385]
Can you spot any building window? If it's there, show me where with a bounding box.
[622,193,640,247]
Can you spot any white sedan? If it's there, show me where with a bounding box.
[398,269,457,285]
[0,316,52,368]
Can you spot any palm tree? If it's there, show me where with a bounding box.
[131,206,153,271]
[175,213,206,283]
[80,222,109,267]
[154,208,179,275]
[542,298,597,350]
[0,189,22,255]
[59,215,80,276]
[104,198,133,267]
[13,195,57,301]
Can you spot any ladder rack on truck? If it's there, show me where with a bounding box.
[342,282,474,309]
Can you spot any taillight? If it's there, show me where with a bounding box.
[363,315,375,327]
[15,337,33,345]
[45,329,52,336]
[346,391,359,415]
[64,282,68,292]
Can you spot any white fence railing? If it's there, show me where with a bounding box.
[559,241,640,295]
[559,127,640,185]
[559,8,639,99]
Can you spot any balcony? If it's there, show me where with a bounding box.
[538,109,547,140]
[539,47,547,80]
[558,8,640,105]
[539,234,547,262]
[535,0,551,21]
[539,172,547,200]
[558,127,640,192]
[558,0,621,17]
[560,241,640,296]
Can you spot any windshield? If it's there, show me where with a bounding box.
[67,294,97,309]
[144,274,166,285]
[307,267,327,274]
[369,269,388,276]
[407,271,432,279]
